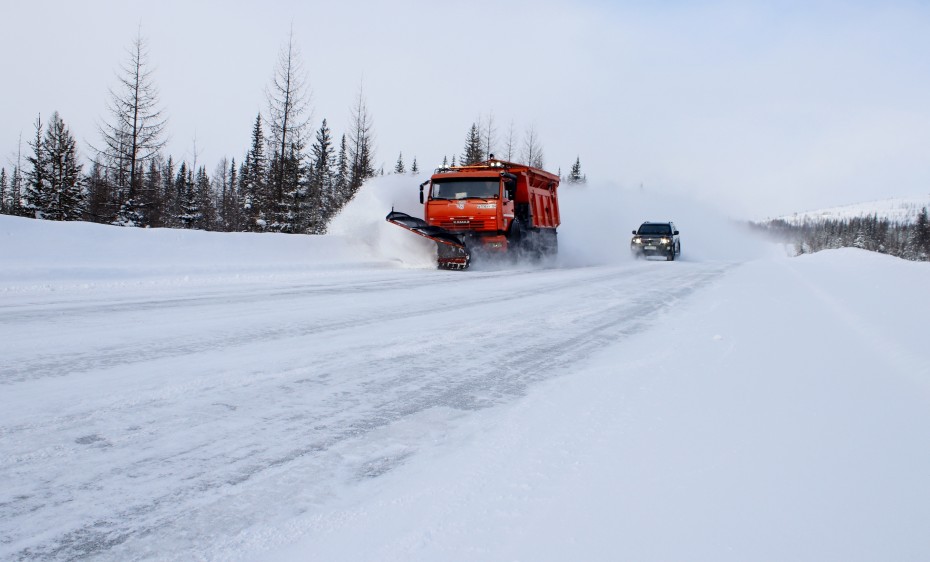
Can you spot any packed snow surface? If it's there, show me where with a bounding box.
[2,177,929,561]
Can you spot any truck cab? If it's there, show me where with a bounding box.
[422,169,515,250]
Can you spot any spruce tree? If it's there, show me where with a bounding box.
[309,120,335,232]
[276,136,307,233]
[0,168,7,213]
[410,157,419,175]
[228,158,240,231]
[6,166,18,215]
[568,156,585,184]
[332,133,349,216]
[195,165,214,230]
[161,156,177,227]
[461,123,483,165]
[394,152,405,174]
[176,162,198,228]
[42,112,85,221]
[23,114,49,218]
[241,114,269,231]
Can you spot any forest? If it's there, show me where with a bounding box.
[0,33,586,236]
[752,209,930,262]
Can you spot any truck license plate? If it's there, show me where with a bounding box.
[644,245,656,250]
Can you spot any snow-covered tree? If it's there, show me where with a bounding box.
[331,133,349,215]
[42,112,86,221]
[394,152,405,174]
[241,114,268,231]
[0,168,7,213]
[23,114,49,218]
[175,162,199,229]
[307,120,335,232]
[568,156,586,184]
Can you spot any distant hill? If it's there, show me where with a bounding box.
[752,196,930,261]
[774,196,930,225]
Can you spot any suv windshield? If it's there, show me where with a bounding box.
[431,179,500,200]
[638,224,672,235]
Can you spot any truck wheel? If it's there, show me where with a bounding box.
[509,218,526,255]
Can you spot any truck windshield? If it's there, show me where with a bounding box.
[431,179,500,200]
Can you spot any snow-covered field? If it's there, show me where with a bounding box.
[2,179,929,561]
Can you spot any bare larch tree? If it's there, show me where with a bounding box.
[98,30,166,225]
[266,28,311,213]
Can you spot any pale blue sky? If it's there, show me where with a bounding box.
[2,0,929,217]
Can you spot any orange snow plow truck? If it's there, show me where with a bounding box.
[386,158,561,269]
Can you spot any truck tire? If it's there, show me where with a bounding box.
[509,218,526,254]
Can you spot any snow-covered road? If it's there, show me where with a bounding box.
[4,177,929,561]
[1,252,729,560]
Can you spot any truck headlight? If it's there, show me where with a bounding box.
[660,238,669,244]
[633,237,642,244]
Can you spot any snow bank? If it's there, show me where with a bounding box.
[0,177,441,290]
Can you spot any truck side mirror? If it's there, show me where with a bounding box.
[419,179,430,204]
[504,181,515,200]
[632,230,636,235]
[674,230,679,235]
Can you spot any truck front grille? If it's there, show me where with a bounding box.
[440,219,493,230]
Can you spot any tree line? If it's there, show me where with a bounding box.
[436,117,586,184]
[1,31,587,234]
[0,32,378,234]
[752,209,930,262]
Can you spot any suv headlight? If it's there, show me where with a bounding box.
[660,238,669,244]
[632,237,642,244]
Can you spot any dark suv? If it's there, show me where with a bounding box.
[631,221,680,261]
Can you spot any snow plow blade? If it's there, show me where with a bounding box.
[385,210,471,270]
